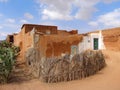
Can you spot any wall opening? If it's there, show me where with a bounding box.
[46,30,51,35]
[19,42,23,50]
[93,38,98,50]
[71,45,78,56]
[9,35,14,43]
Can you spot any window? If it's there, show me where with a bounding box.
[9,35,14,43]
[88,40,90,42]
[46,30,51,35]
[71,45,78,56]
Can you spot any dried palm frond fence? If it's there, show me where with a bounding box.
[26,49,106,83]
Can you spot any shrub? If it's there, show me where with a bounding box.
[0,41,20,83]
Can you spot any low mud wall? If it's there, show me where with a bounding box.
[26,49,106,83]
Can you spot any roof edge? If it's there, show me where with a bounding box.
[21,24,58,29]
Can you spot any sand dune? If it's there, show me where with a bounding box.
[0,50,120,90]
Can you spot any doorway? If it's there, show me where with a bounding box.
[94,38,98,50]
[71,45,78,56]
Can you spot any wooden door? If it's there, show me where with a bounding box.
[94,38,98,50]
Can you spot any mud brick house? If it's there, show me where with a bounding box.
[6,24,83,61]
[6,24,105,62]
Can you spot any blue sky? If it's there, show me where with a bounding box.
[0,0,120,40]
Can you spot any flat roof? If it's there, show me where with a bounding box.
[21,24,58,29]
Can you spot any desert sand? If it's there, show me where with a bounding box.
[0,50,120,90]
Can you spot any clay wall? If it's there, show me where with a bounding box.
[13,32,23,61]
[23,24,58,34]
[90,27,120,51]
[12,24,82,61]
[57,30,78,36]
[14,28,26,62]
[69,30,78,34]
[14,32,22,47]
[37,34,83,58]
[24,32,32,48]
[22,27,33,61]
[102,28,120,51]
[57,30,71,36]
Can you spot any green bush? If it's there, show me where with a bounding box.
[0,41,20,83]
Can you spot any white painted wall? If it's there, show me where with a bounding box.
[78,31,106,53]
[78,36,91,53]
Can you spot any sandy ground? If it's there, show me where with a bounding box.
[0,50,120,90]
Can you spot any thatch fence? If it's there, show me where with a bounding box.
[26,49,106,83]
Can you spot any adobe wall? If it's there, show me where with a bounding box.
[24,25,58,34]
[90,28,120,51]
[14,32,24,61]
[102,28,120,51]
[24,32,32,48]
[13,27,33,61]
[14,32,22,47]
[12,24,81,62]
[22,27,33,62]
[57,30,71,36]
[69,30,78,34]
[57,30,78,36]
[36,34,83,58]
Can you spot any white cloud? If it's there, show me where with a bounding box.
[88,8,120,28]
[75,7,97,20]
[0,0,8,3]
[6,18,15,23]
[0,32,7,37]
[0,31,8,40]
[24,13,34,19]
[20,19,28,23]
[102,0,119,4]
[39,21,55,26]
[39,0,73,20]
[88,21,98,27]
[74,0,99,20]
[42,9,72,20]
[36,0,119,20]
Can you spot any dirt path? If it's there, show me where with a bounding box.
[0,50,120,90]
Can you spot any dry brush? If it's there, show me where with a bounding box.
[26,49,106,83]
